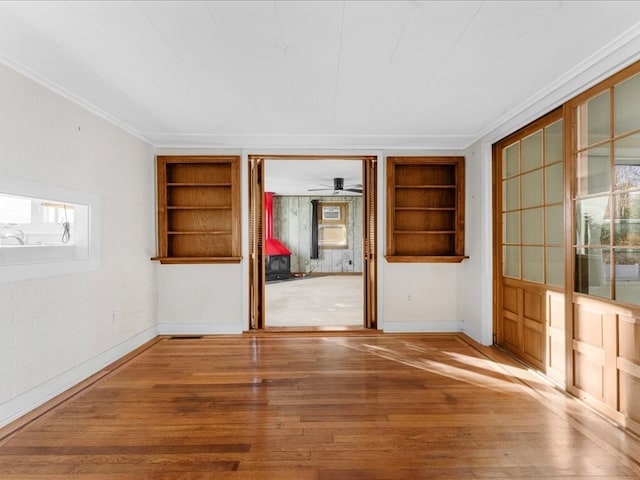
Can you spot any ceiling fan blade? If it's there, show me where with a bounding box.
[345,188,363,193]
[307,188,332,192]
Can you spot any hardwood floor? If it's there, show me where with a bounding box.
[1,333,639,479]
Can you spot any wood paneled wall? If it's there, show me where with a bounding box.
[273,195,363,274]
[569,296,640,434]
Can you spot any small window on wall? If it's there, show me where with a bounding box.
[0,191,90,267]
[319,202,347,249]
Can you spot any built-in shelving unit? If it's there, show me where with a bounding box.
[386,156,466,263]
[152,155,241,264]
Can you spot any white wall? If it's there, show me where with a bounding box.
[458,28,640,347]
[460,142,494,345]
[157,264,244,334]
[379,150,468,334]
[0,63,157,428]
[154,148,247,335]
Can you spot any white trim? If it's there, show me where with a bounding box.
[476,23,640,147]
[0,53,152,148]
[148,134,475,151]
[382,320,464,333]
[0,326,157,429]
[157,323,243,335]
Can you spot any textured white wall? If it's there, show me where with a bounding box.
[381,262,463,332]
[0,63,157,427]
[157,264,244,334]
[460,142,494,345]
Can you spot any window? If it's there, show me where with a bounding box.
[573,72,640,305]
[0,176,98,280]
[0,192,88,265]
[0,194,77,247]
[500,118,565,287]
[318,202,348,249]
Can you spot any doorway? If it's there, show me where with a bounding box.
[248,155,378,330]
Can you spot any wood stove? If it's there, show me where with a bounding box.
[264,192,292,281]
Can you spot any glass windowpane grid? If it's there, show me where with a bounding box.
[573,85,640,307]
[501,121,565,286]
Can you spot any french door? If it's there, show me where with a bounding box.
[493,108,567,384]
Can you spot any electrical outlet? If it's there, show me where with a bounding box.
[407,294,411,304]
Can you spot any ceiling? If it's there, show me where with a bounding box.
[264,159,362,196]
[1,1,640,154]
[4,0,640,196]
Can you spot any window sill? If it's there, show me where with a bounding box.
[0,244,76,265]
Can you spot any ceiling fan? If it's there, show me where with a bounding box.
[307,177,362,194]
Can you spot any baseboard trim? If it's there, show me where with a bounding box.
[0,327,159,437]
[382,320,464,333]
[158,322,243,335]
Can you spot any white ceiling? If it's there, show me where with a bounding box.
[265,159,362,196]
[1,0,640,154]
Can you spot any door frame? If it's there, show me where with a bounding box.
[248,154,378,330]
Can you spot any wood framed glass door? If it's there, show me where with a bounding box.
[493,108,567,383]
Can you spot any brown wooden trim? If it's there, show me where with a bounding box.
[248,154,377,161]
[566,61,640,108]
[154,155,241,263]
[617,356,640,378]
[563,102,576,403]
[247,154,378,331]
[386,156,465,261]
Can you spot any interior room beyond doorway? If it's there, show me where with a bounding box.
[265,274,362,327]
[263,159,364,328]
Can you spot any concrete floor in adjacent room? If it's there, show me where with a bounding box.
[265,274,363,328]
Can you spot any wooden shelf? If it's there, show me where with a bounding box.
[167,206,231,210]
[167,183,231,187]
[395,185,457,189]
[151,256,242,265]
[154,155,241,264]
[386,255,468,263]
[395,207,456,211]
[168,231,232,235]
[394,230,457,234]
[386,156,465,262]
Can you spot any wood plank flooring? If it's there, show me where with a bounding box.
[1,333,639,479]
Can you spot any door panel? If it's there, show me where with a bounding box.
[364,158,377,329]
[547,291,566,383]
[494,109,565,382]
[248,157,264,329]
[570,297,619,416]
[619,315,640,432]
[499,279,547,371]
